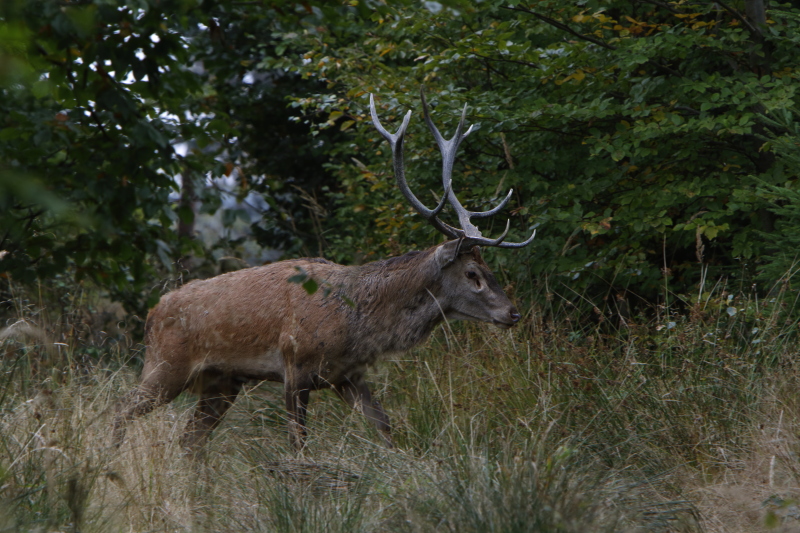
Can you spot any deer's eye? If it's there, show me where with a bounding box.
[466,271,482,288]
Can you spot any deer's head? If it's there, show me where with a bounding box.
[371,88,535,329]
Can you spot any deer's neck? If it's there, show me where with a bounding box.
[344,248,445,357]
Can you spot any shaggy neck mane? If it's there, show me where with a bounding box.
[342,246,445,356]
[355,247,439,302]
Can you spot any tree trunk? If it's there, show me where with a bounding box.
[176,174,197,272]
[745,0,770,76]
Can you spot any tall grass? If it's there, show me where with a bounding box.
[1,280,800,532]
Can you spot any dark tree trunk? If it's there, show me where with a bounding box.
[745,0,777,233]
[176,175,197,272]
[745,0,770,76]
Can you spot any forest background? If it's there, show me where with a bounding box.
[4,0,800,316]
[0,0,800,530]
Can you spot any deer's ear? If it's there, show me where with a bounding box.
[434,240,461,267]
[434,240,478,267]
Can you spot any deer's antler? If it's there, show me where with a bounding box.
[370,88,536,249]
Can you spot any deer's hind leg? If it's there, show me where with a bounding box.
[285,380,311,451]
[112,363,188,447]
[180,371,243,453]
[337,375,393,448]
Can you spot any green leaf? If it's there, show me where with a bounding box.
[31,79,52,99]
[302,278,319,295]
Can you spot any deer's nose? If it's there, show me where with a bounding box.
[510,309,521,323]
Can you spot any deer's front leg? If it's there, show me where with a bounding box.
[285,382,311,451]
[338,376,393,448]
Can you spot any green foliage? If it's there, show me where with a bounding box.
[269,0,800,311]
[0,0,222,311]
[755,106,800,287]
[182,1,353,258]
[4,0,800,318]
[0,0,389,311]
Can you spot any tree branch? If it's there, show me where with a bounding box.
[503,5,617,50]
[634,0,686,14]
[711,0,761,35]
[469,51,539,70]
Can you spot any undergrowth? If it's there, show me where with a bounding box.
[1,279,800,532]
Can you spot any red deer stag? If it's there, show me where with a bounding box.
[112,89,535,452]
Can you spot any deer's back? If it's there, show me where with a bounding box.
[143,259,355,384]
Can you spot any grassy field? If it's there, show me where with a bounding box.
[2,282,800,532]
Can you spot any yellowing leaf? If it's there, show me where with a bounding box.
[702,226,719,239]
[594,13,615,23]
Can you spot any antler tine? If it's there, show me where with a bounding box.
[370,94,460,238]
[370,93,411,143]
[461,219,510,249]
[420,88,481,235]
[430,180,452,218]
[497,228,537,248]
[462,227,537,250]
[470,188,514,219]
[420,89,474,161]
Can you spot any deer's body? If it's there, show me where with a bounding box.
[113,243,518,449]
[112,89,535,451]
[144,249,465,392]
[148,253,439,385]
